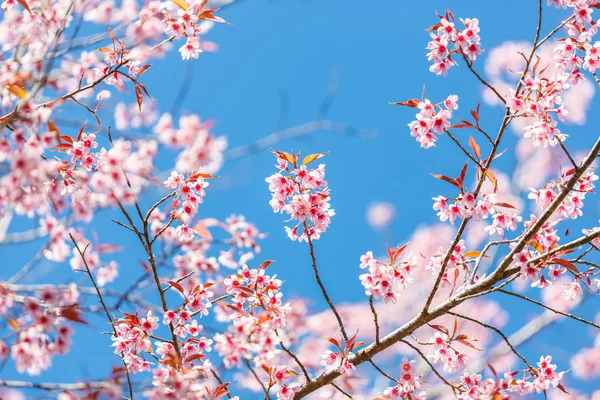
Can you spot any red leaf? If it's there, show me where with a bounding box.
[551,258,580,274]
[324,336,341,349]
[428,324,449,335]
[138,64,152,76]
[198,9,229,24]
[471,104,481,125]
[270,149,297,168]
[457,338,483,351]
[457,162,468,189]
[17,0,32,14]
[452,318,458,338]
[386,243,408,263]
[556,383,570,394]
[135,86,143,112]
[431,174,460,189]
[487,362,498,378]
[259,260,274,270]
[451,120,474,129]
[83,390,101,400]
[184,353,206,364]
[167,280,186,295]
[493,202,518,210]
[469,136,481,159]
[61,304,90,326]
[390,99,420,108]
[345,330,359,350]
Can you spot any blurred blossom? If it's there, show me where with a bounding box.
[366,201,396,229]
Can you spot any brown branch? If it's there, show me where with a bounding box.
[497,289,600,330]
[302,220,348,342]
[244,358,272,400]
[330,382,352,398]
[369,295,381,344]
[210,369,233,399]
[447,312,536,372]
[69,234,133,399]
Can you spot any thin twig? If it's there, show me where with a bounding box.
[69,234,134,399]
[369,295,380,344]
[302,220,348,342]
[400,340,460,393]
[448,312,536,372]
[497,289,600,330]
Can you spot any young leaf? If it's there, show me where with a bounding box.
[451,120,474,129]
[170,0,190,10]
[428,323,449,335]
[8,84,27,99]
[323,336,341,349]
[17,0,32,14]
[138,64,152,76]
[483,169,498,192]
[493,202,518,210]
[389,99,420,108]
[469,135,481,159]
[270,149,297,168]
[7,317,20,330]
[192,221,213,240]
[302,152,328,166]
[135,86,143,112]
[61,305,90,326]
[167,280,186,295]
[457,338,483,351]
[431,174,460,189]
[198,8,229,24]
[551,258,580,274]
[259,260,274,270]
[463,250,490,259]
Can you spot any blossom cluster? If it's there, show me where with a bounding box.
[0,284,80,375]
[154,113,226,175]
[426,15,483,75]
[265,151,334,241]
[507,73,570,148]
[433,191,522,237]
[407,95,458,149]
[359,246,418,303]
[378,357,424,399]
[164,170,210,241]
[215,262,291,365]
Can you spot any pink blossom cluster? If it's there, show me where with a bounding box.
[528,169,597,219]
[378,357,424,399]
[407,95,458,149]
[425,239,468,281]
[265,151,334,241]
[215,263,291,370]
[427,15,482,75]
[426,331,471,373]
[433,191,522,237]
[0,285,80,375]
[508,73,570,148]
[164,170,210,241]
[552,1,599,76]
[162,5,217,61]
[154,113,226,175]
[446,355,565,398]
[359,247,418,303]
[114,101,159,131]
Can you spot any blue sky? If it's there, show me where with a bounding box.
[3,0,600,397]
